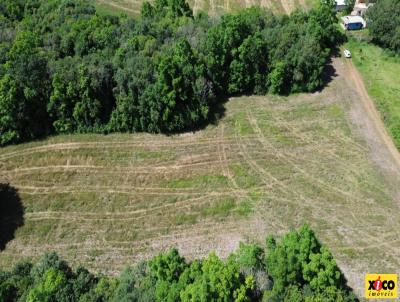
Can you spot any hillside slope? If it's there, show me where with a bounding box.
[1,57,400,296]
[94,0,317,16]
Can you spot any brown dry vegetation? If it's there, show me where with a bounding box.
[93,0,318,17]
[1,57,400,295]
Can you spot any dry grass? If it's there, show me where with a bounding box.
[92,0,318,17]
[1,58,400,295]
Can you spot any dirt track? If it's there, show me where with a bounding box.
[334,57,400,190]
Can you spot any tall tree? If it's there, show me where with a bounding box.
[0,31,49,145]
[145,39,211,132]
[367,0,400,53]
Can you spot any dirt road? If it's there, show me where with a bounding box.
[333,57,400,188]
[330,57,400,295]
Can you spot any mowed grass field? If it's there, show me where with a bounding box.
[1,57,400,295]
[347,38,400,150]
[93,0,318,17]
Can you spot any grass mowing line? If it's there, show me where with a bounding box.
[7,227,235,251]
[246,109,369,203]
[17,191,256,217]
[23,195,232,221]
[1,159,240,174]
[251,110,369,151]
[17,184,272,196]
[232,118,330,218]
[233,124,280,191]
[217,124,246,197]
[264,110,386,194]
[10,137,384,205]
[0,137,259,161]
[238,105,388,247]
[17,188,209,196]
[261,105,386,195]
[13,221,394,252]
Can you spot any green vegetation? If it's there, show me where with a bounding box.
[167,175,229,188]
[0,226,357,301]
[94,1,137,17]
[1,90,398,291]
[0,0,342,145]
[346,39,400,148]
[366,0,400,53]
[344,0,355,14]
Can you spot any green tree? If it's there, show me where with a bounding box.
[150,248,188,302]
[228,33,269,95]
[265,225,353,301]
[152,0,193,18]
[72,267,97,299]
[48,56,113,134]
[202,13,253,95]
[366,0,400,53]
[0,0,25,21]
[308,2,342,50]
[267,62,288,94]
[0,227,358,301]
[111,262,156,302]
[147,39,210,132]
[150,248,187,284]
[235,242,265,273]
[109,37,156,132]
[180,253,254,302]
[287,35,327,92]
[0,0,344,145]
[27,268,67,302]
[303,246,343,292]
[0,31,50,145]
[344,0,355,14]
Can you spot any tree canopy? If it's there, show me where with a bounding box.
[0,0,342,145]
[366,0,400,53]
[0,226,357,301]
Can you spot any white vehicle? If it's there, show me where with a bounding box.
[343,49,352,58]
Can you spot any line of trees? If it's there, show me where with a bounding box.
[0,0,343,145]
[366,0,400,53]
[0,225,358,301]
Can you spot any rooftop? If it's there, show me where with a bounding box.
[341,15,365,23]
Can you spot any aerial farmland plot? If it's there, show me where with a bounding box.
[94,0,318,16]
[1,57,399,295]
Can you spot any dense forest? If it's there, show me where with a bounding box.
[0,0,343,145]
[0,225,357,301]
[366,0,400,53]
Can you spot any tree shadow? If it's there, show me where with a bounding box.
[0,183,24,251]
[196,97,228,130]
[316,52,340,92]
[164,96,228,135]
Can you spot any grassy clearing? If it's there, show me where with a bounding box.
[93,0,141,16]
[94,2,133,16]
[346,39,400,149]
[1,63,400,295]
